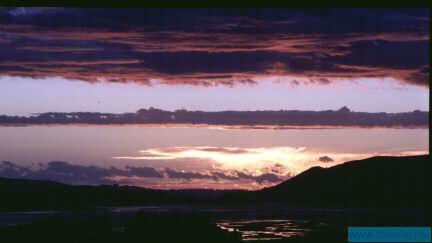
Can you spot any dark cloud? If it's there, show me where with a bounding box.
[235,171,282,183]
[191,147,250,154]
[164,168,212,180]
[0,161,284,186]
[0,161,28,178]
[1,108,427,127]
[0,161,164,185]
[0,8,428,87]
[268,163,288,174]
[163,167,284,184]
[0,161,114,184]
[124,166,164,178]
[318,156,334,163]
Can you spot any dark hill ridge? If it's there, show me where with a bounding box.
[0,155,429,211]
[0,107,428,127]
[0,177,240,211]
[258,155,429,207]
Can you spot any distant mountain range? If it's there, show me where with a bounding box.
[0,155,428,211]
[0,107,428,127]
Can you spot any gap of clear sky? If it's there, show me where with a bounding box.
[0,76,428,116]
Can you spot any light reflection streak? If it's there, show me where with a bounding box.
[216,219,317,241]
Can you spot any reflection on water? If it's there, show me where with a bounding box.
[217,219,327,241]
[0,207,426,242]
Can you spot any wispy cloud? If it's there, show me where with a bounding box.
[113,146,428,177]
[114,146,363,175]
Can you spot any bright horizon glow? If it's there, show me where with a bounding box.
[113,146,427,176]
[0,125,428,189]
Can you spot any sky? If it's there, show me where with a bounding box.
[0,8,429,115]
[0,8,429,189]
[0,126,428,189]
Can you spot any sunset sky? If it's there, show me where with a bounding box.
[0,8,429,115]
[0,8,429,189]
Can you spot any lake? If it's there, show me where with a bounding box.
[0,206,426,242]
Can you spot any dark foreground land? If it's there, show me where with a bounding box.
[0,155,429,242]
[0,155,428,211]
[0,208,427,243]
[0,212,242,243]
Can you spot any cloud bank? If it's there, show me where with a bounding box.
[0,8,428,87]
[0,160,286,189]
[0,107,428,127]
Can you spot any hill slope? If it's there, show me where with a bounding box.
[0,155,429,211]
[258,155,429,207]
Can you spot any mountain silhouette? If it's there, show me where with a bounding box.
[0,155,428,211]
[257,155,429,208]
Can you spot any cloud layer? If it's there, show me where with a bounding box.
[0,8,428,87]
[1,144,427,189]
[0,160,286,189]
